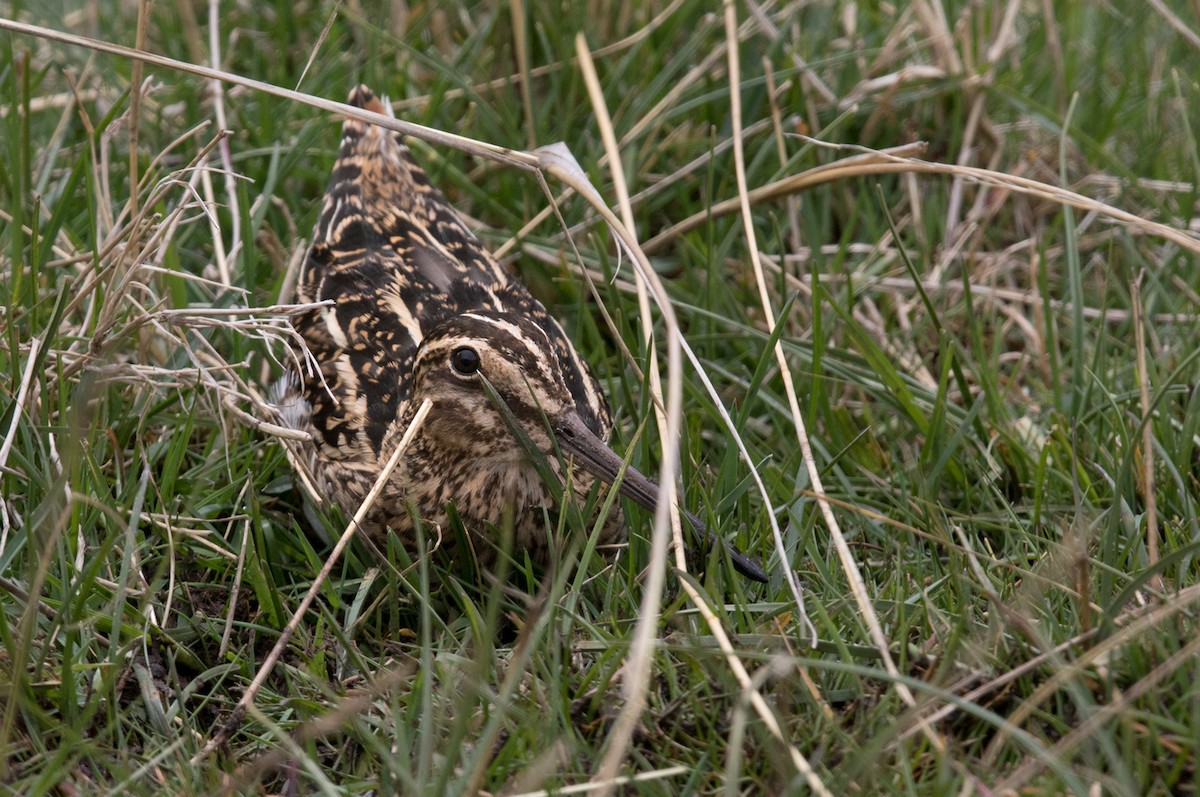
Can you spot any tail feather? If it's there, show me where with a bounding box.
[301,84,509,299]
[348,84,390,116]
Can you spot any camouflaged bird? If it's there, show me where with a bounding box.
[275,85,766,582]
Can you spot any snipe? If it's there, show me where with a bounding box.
[275,85,766,582]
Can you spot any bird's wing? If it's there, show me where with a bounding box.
[291,85,508,459]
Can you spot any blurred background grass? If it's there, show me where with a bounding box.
[2,1,1200,794]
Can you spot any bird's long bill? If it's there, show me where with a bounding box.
[554,411,768,583]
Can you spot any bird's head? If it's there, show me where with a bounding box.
[412,311,585,458]
[411,310,654,517]
[410,310,769,583]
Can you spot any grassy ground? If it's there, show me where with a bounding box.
[2,1,1200,794]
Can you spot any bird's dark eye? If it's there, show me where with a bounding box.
[450,346,481,376]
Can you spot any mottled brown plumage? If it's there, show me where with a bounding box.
[276,86,766,581]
